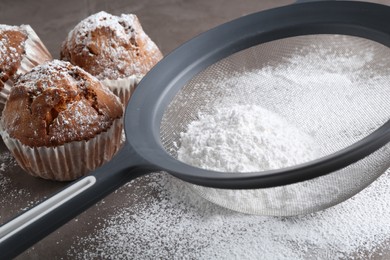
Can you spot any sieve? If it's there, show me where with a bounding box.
[2,1,390,258]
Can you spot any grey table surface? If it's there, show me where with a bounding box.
[1,0,390,259]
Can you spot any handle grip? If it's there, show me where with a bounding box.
[0,144,149,259]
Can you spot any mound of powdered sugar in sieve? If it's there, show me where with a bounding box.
[172,35,390,215]
[177,104,322,214]
[177,104,319,173]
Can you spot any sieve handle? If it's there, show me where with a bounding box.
[0,143,152,259]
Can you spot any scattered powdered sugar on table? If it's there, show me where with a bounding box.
[68,171,390,259]
[0,150,15,185]
[0,165,11,190]
[0,149,32,222]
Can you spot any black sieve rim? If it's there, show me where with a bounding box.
[125,1,390,189]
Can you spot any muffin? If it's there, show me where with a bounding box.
[60,11,163,105]
[0,24,52,111]
[0,60,123,181]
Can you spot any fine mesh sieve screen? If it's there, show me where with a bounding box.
[159,34,390,215]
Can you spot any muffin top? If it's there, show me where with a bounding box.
[60,11,163,80]
[0,25,28,91]
[1,59,123,147]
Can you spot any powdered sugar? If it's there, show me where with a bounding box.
[169,35,390,216]
[62,11,162,80]
[65,34,390,258]
[0,24,52,109]
[176,104,326,215]
[18,59,86,92]
[18,59,115,99]
[0,24,19,30]
[0,25,26,83]
[67,170,390,259]
[72,11,135,45]
[178,104,318,172]
[0,25,24,54]
[0,41,21,74]
[0,149,32,224]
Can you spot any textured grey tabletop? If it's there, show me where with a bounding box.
[1,0,390,259]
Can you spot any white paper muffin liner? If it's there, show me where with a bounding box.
[0,118,123,181]
[0,24,52,110]
[101,74,143,106]
[0,78,12,113]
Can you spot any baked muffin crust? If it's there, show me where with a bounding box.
[1,60,123,147]
[61,11,163,80]
[0,25,28,91]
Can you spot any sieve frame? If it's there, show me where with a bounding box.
[126,0,390,189]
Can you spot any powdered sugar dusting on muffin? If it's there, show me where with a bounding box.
[0,24,52,86]
[18,60,113,97]
[0,24,52,110]
[0,25,27,88]
[60,11,163,80]
[0,24,19,30]
[50,100,107,142]
[20,60,79,90]
[0,28,23,65]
